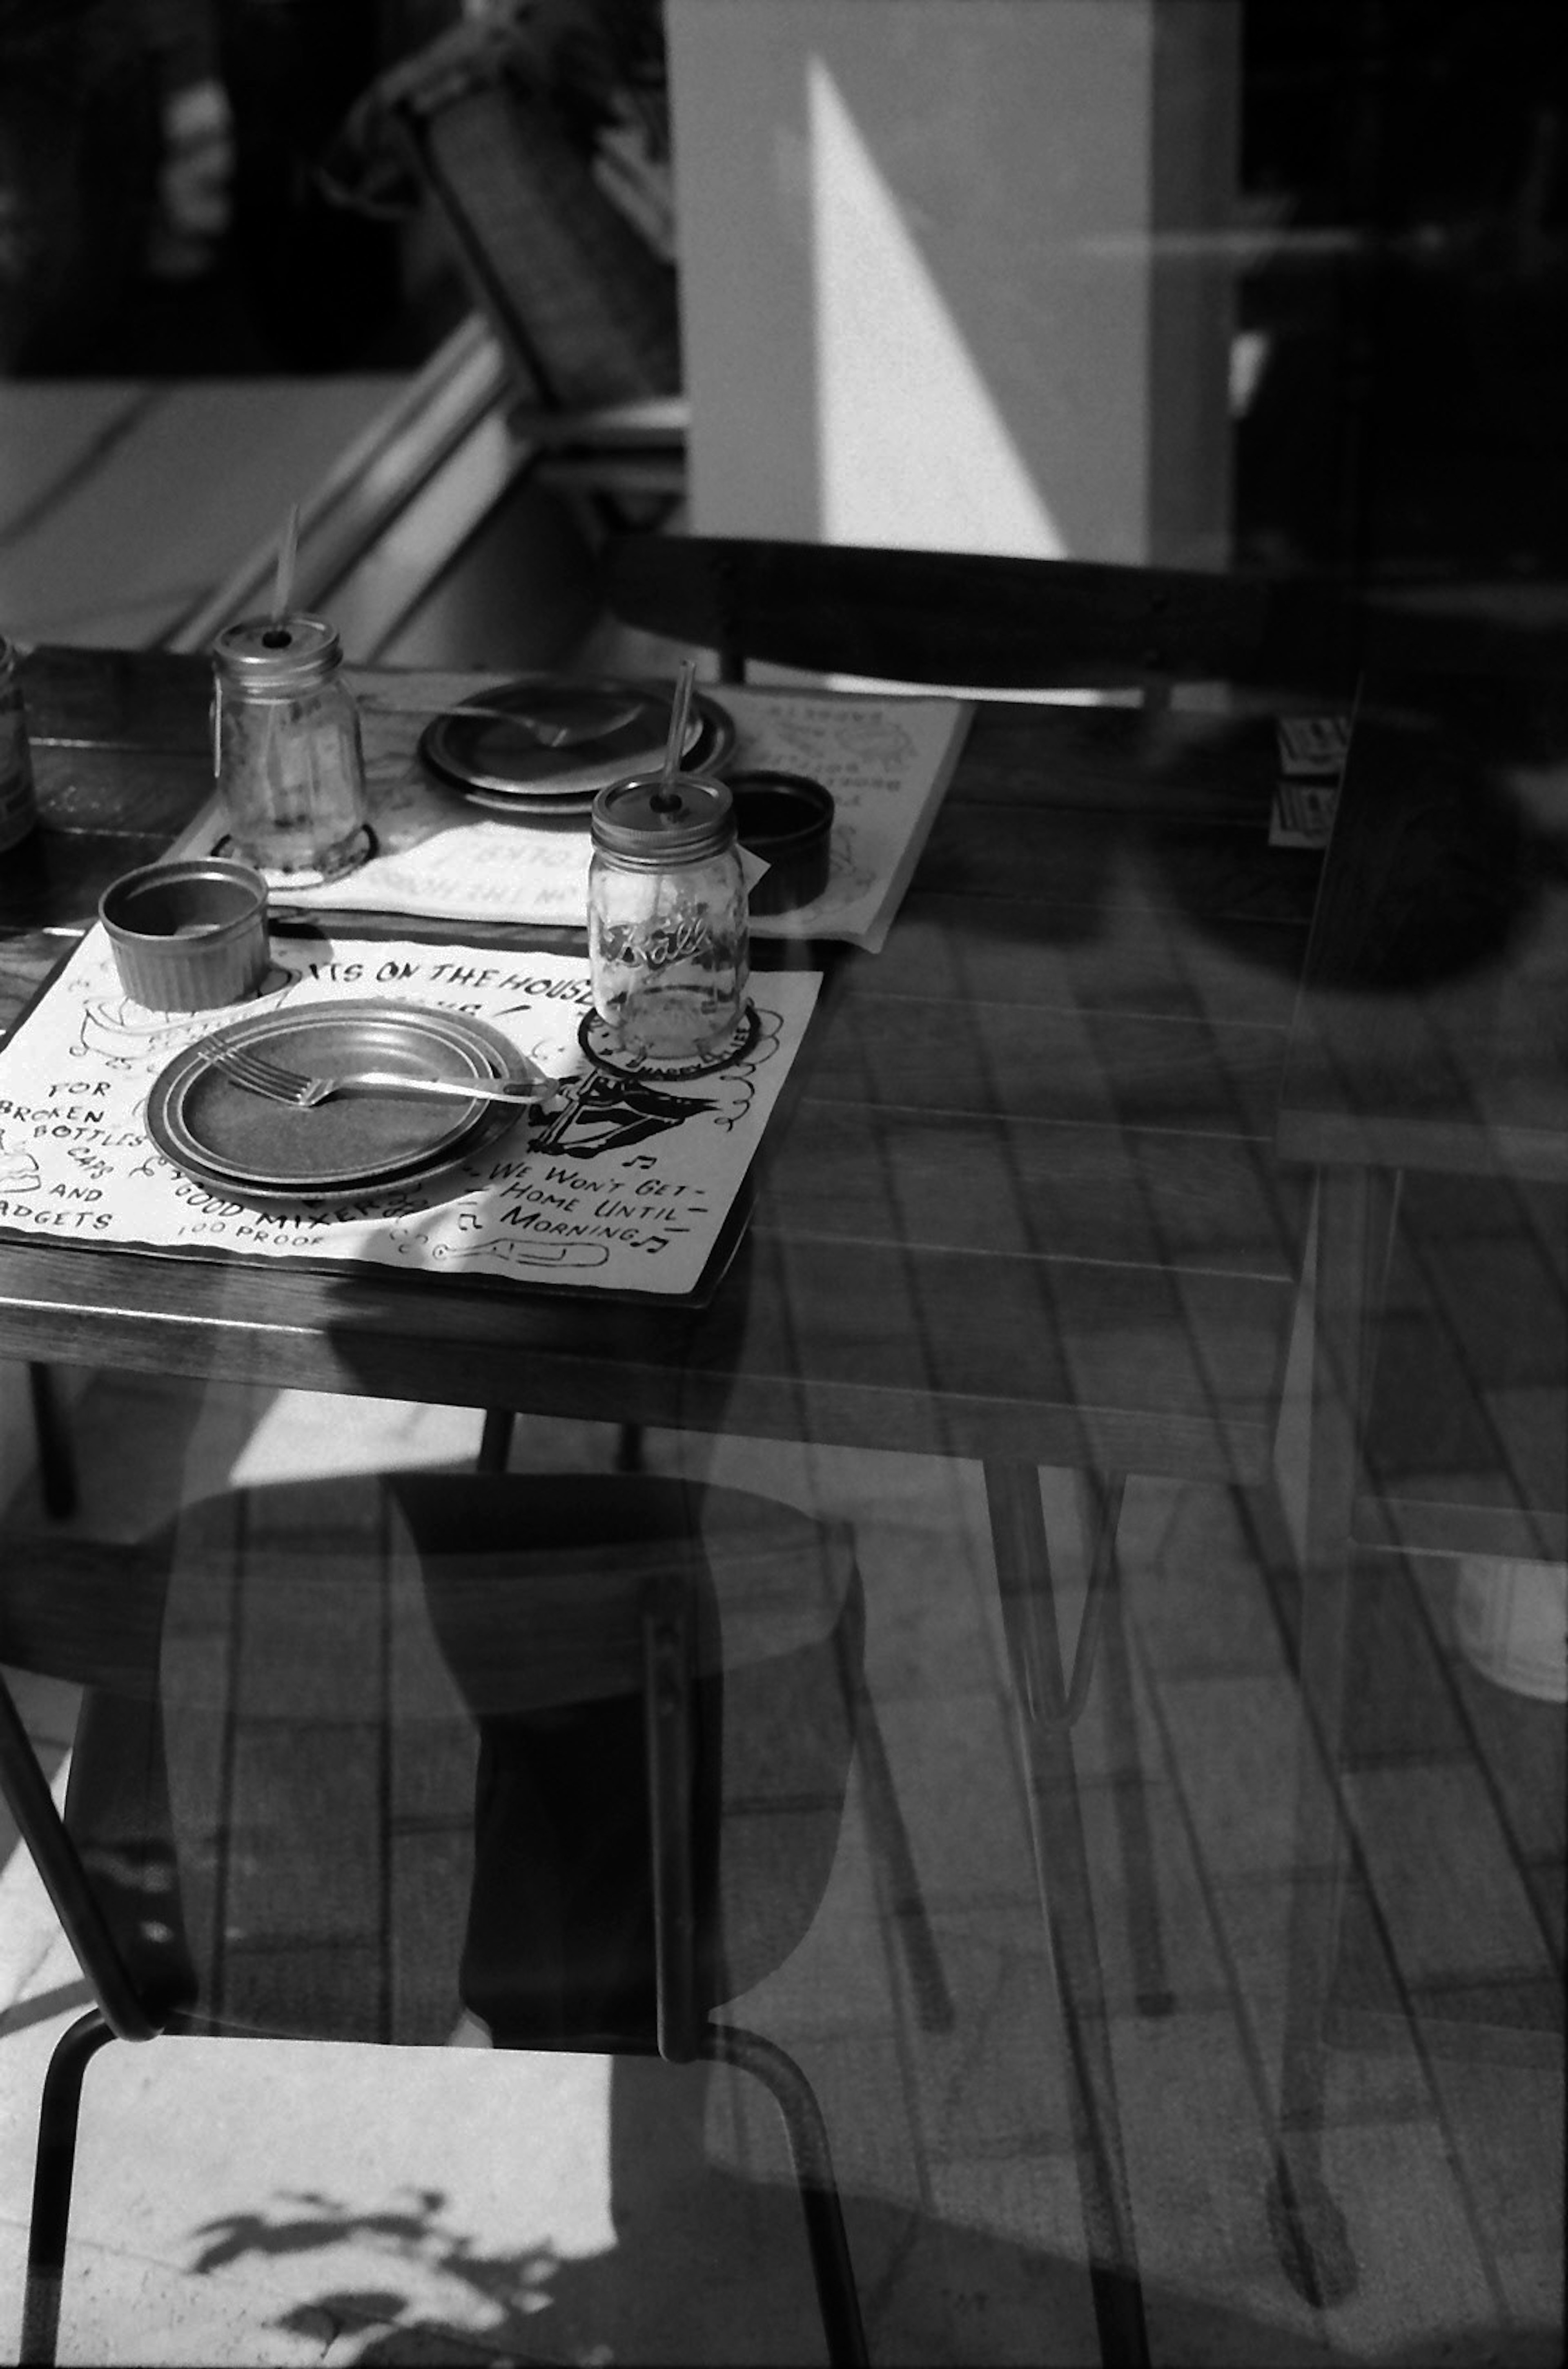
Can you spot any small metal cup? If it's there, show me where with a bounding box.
[99,859,270,1011]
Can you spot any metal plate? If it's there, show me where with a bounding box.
[419,679,734,802]
[458,785,599,819]
[142,1127,526,1216]
[148,1001,532,1197]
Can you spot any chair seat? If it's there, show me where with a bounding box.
[37,1471,860,2051]
[0,1469,874,2365]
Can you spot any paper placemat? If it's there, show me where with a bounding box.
[0,929,820,1299]
[183,674,971,956]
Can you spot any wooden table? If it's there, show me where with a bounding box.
[3,646,1319,1466]
[2,642,1334,2367]
[1270,664,1568,2305]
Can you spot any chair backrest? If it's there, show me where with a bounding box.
[378,26,681,418]
[601,535,1563,696]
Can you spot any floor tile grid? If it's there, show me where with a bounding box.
[4,1367,1563,2360]
[619,1414,1149,2345]
[1127,1474,1552,2347]
[0,1402,1317,2350]
[1391,1552,1564,1981]
[668,1230,1101,2256]
[1329,1564,1563,2339]
[694,1447,1130,2366]
[1076,1481,1328,2348]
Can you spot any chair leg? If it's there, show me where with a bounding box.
[844,1675,955,2033]
[703,2022,868,2369]
[1074,1472,1174,2021]
[21,2008,116,2367]
[985,1459,1152,2369]
[27,1365,77,1521]
[817,1524,952,2032]
[1264,1531,1360,2307]
[1265,1165,1396,2311]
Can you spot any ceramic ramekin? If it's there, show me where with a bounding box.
[99,858,270,1011]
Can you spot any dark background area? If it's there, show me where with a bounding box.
[1234,0,1568,583]
[3,0,1565,585]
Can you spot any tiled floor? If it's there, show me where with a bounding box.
[1,1369,1562,2366]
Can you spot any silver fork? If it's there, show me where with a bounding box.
[208,1041,549,1112]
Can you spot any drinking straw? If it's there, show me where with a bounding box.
[256,499,300,821]
[659,657,697,798]
[270,501,300,623]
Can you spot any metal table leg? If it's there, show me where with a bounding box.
[1266,1164,1401,2308]
[985,1459,1152,2369]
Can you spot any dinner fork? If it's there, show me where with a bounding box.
[208,1042,550,1112]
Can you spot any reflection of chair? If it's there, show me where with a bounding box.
[371,16,685,526]
[1263,1167,1567,2307]
[1269,671,1568,2308]
[594,528,1379,2369]
[0,1471,873,2366]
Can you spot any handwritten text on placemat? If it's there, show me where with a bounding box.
[0,933,819,1299]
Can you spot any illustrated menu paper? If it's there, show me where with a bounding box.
[0,931,820,1299]
[180,673,971,956]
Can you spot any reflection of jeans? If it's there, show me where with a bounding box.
[458,1692,694,2048]
[428,1600,725,2052]
[403,1472,864,2053]
[0,2,161,369]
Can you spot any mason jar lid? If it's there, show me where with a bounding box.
[590,771,737,869]
[212,614,343,692]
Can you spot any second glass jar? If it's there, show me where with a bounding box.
[212,613,370,883]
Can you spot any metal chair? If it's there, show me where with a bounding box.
[606,538,1563,2352]
[357,9,686,528]
[0,1470,875,2365]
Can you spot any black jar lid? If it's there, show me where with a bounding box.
[729,770,835,914]
[590,771,737,869]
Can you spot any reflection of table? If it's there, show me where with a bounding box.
[4,644,1330,2367]
[1271,668,1568,2302]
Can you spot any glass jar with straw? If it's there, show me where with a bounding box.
[588,660,750,1064]
[209,505,371,884]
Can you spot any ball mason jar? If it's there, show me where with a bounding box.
[211,613,371,883]
[588,771,749,1063]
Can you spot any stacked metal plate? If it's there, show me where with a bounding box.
[148,1001,536,1211]
[417,678,735,816]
